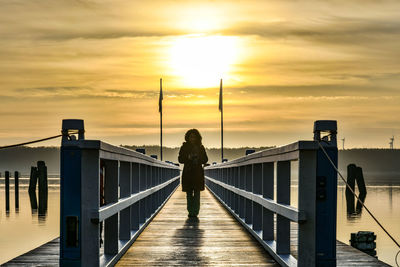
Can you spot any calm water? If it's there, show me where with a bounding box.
[0,186,59,264]
[0,184,399,265]
[336,186,400,266]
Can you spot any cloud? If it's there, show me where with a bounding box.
[228,82,400,97]
[232,17,400,38]
[15,86,85,93]
[31,29,184,41]
[223,16,400,53]
[0,0,188,41]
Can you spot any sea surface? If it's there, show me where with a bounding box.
[0,182,399,265]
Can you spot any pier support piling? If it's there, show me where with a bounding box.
[355,167,367,213]
[15,171,19,210]
[29,166,38,210]
[346,164,367,215]
[346,164,357,214]
[5,171,10,212]
[38,161,48,216]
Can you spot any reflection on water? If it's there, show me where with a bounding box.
[0,187,59,264]
[0,185,399,266]
[292,185,400,266]
[337,186,400,266]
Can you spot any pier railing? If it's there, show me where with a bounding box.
[204,120,338,267]
[59,120,180,267]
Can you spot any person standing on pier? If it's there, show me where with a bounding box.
[178,129,208,218]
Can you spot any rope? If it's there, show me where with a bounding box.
[0,130,79,150]
[317,142,400,250]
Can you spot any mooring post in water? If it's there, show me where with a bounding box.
[345,164,367,214]
[346,164,357,214]
[355,166,367,213]
[38,161,48,215]
[350,231,377,258]
[28,166,38,210]
[14,171,19,210]
[5,171,10,212]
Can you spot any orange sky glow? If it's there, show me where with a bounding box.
[0,0,399,148]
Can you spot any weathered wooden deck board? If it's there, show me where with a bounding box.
[116,185,278,266]
[2,237,59,266]
[3,186,391,267]
[336,241,391,266]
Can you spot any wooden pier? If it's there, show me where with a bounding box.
[1,119,393,266]
[3,186,390,267]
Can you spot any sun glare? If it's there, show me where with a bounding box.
[169,35,238,88]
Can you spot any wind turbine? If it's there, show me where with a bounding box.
[389,136,394,149]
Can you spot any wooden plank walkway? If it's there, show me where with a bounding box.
[336,241,390,267]
[116,185,278,267]
[3,186,391,266]
[2,238,59,266]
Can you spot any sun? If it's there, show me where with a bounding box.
[169,35,238,88]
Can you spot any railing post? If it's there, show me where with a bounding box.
[152,166,157,211]
[262,162,274,241]
[228,167,233,207]
[234,167,239,214]
[276,161,290,254]
[104,159,119,255]
[239,166,245,218]
[81,149,100,265]
[60,119,100,267]
[131,163,140,231]
[298,149,317,266]
[314,120,338,266]
[139,164,146,223]
[145,165,152,218]
[298,120,337,267]
[245,164,253,224]
[120,161,131,240]
[252,164,262,232]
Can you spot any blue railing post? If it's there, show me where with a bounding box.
[276,161,291,254]
[252,164,262,232]
[262,162,274,241]
[119,161,131,240]
[131,163,140,231]
[314,120,338,266]
[60,119,101,266]
[245,165,252,224]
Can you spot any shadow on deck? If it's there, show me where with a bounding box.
[116,185,277,266]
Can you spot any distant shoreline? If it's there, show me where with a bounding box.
[1,146,399,184]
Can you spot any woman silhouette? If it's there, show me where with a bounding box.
[178,129,208,217]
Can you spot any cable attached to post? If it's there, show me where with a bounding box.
[317,141,400,265]
[0,130,79,150]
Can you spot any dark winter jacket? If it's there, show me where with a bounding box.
[178,142,208,192]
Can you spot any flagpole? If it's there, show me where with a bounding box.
[160,78,163,161]
[220,79,224,162]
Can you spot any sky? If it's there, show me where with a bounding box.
[0,0,399,148]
